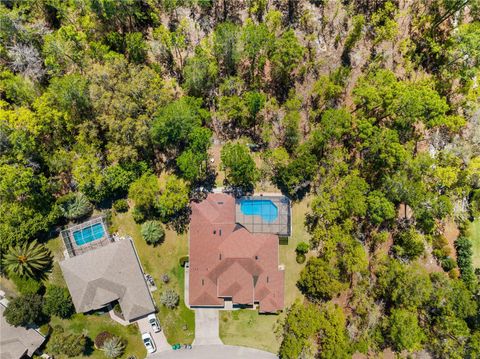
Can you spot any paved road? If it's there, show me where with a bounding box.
[193,310,223,345]
[136,316,171,354]
[150,345,277,358]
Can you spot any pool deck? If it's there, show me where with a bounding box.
[61,217,113,258]
[235,195,291,236]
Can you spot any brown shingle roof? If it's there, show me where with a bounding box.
[189,193,284,312]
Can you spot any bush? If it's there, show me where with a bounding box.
[43,286,74,318]
[296,253,306,264]
[102,336,125,358]
[113,199,129,213]
[179,256,189,267]
[440,257,457,272]
[160,289,179,309]
[132,206,146,223]
[3,294,44,326]
[295,242,309,255]
[48,327,86,357]
[141,220,165,246]
[95,331,113,349]
[11,274,44,295]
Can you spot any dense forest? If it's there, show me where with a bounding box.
[1,0,480,358]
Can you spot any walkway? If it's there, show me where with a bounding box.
[136,316,171,354]
[150,345,277,358]
[193,309,223,345]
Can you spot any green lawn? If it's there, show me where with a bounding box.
[469,218,480,269]
[111,209,195,344]
[219,197,311,353]
[49,313,145,359]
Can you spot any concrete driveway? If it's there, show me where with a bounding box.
[193,309,222,345]
[150,344,277,358]
[136,316,171,354]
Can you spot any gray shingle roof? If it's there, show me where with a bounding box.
[60,239,155,322]
[0,304,45,359]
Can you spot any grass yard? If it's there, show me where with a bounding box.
[219,197,311,353]
[111,209,195,344]
[469,218,480,269]
[49,313,145,358]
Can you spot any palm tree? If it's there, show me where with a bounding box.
[102,337,125,358]
[141,220,165,246]
[3,240,52,279]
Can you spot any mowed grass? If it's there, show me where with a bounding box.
[219,197,311,353]
[111,209,195,344]
[49,313,145,359]
[469,218,480,269]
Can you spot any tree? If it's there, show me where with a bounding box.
[141,221,166,246]
[151,97,208,153]
[102,336,125,358]
[47,327,86,357]
[128,173,160,215]
[213,22,239,76]
[367,190,396,225]
[126,32,147,63]
[57,192,93,221]
[160,289,179,309]
[297,257,345,301]
[392,228,425,260]
[158,175,189,219]
[221,142,258,191]
[3,294,44,326]
[3,240,52,279]
[270,29,304,97]
[280,302,322,358]
[43,286,74,318]
[317,303,350,359]
[388,308,425,352]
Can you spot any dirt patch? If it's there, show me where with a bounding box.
[443,218,459,260]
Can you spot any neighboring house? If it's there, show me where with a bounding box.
[60,239,155,322]
[0,303,46,359]
[189,193,289,313]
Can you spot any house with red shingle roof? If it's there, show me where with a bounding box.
[188,193,285,313]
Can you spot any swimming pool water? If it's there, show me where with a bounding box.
[240,199,278,222]
[73,223,105,246]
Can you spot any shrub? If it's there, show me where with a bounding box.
[161,273,170,283]
[48,327,86,357]
[43,286,74,318]
[179,255,189,267]
[295,242,309,255]
[102,336,125,358]
[113,199,129,213]
[296,254,306,264]
[94,331,113,349]
[3,294,44,326]
[141,220,165,246]
[160,289,179,309]
[11,274,44,295]
[440,257,457,272]
[132,206,146,223]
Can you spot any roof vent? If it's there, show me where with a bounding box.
[213,230,216,234]
[202,279,204,286]
[219,229,222,236]
[219,253,222,260]
[255,255,259,260]
[217,201,224,205]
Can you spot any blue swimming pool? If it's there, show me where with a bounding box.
[72,223,105,246]
[240,199,278,222]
